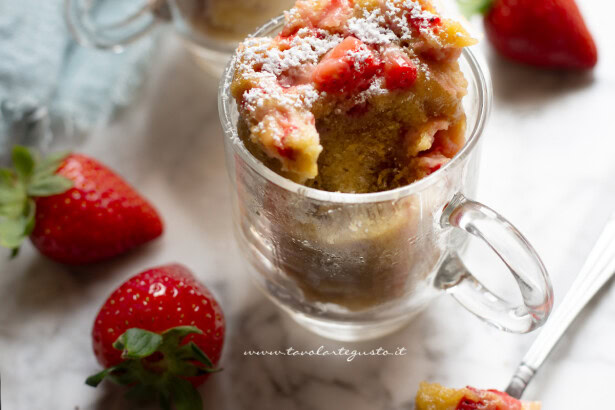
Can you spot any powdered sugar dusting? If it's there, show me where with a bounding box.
[354,76,389,104]
[347,8,397,45]
[239,29,342,77]
[236,28,346,113]
[405,0,441,36]
[385,0,441,43]
[347,46,374,70]
[242,80,321,113]
[348,1,441,45]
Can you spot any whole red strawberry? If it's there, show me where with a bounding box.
[460,0,598,69]
[87,264,225,410]
[0,146,163,264]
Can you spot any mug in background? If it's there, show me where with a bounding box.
[222,18,554,342]
[65,0,295,75]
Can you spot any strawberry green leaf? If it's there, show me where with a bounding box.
[457,0,493,18]
[23,199,36,237]
[0,169,15,187]
[161,326,202,348]
[27,175,73,197]
[167,360,201,378]
[33,150,70,178]
[113,328,163,360]
[0,198,33,255]
[86,361,143,388]
[0,202,25,219]
[0,184,24,202]
[188,342,215,369]
[174,343,218,375]
[0,186,26,218]
[86,367,116,387]
[107,362,144,386]
[0,217,28,249]
[167,377,203,410]
[12,146,35,180]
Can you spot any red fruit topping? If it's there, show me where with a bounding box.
[455,387,523,410]
[271,111,299,160]
[312,36,381,93]
[282,0,353,36]
[488,389,524,409]
[383,47,418,90]
[456,397,481,410]
[408,13,441,32]
[418,152,448,175]
[319,0,353,29]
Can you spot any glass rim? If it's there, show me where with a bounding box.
[218,15,493,204]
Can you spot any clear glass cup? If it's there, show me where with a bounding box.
[64,0,295,75]
[219,16,554,341]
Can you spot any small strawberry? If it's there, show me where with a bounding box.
[312,36,382,93]
[0,146,163,264]
[383,46,418,90]
[459,0,598,69]
[87,264,225,410]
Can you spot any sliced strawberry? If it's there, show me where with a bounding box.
[456,387,487,410]
[282,0,353,35]
[456,397,481,410]
[429,128,463,158]
[383,47,418,90]
[319,0,353,29]
[312,36,381,93]
[455,387,523,410]
[488,390,524,409]
[408,11,442,32]
[417,153,449,175]
[276,113,299,160]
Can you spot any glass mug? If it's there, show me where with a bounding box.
[219,17,553,341]
[64,0,295,74]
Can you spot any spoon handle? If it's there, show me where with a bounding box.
[506,212,615,399]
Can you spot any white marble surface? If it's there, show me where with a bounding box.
[1,1,615,408]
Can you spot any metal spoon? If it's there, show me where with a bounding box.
[506,212,615,399]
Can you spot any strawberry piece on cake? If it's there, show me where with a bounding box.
[416,382,541,410]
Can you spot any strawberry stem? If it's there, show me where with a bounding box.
[86,326,218,410]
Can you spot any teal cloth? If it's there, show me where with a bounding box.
[0,0,157,162]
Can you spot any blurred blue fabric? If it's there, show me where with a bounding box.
[0,0,157,162]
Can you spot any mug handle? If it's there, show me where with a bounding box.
[435,193,554,333]
[64,0,170,51]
